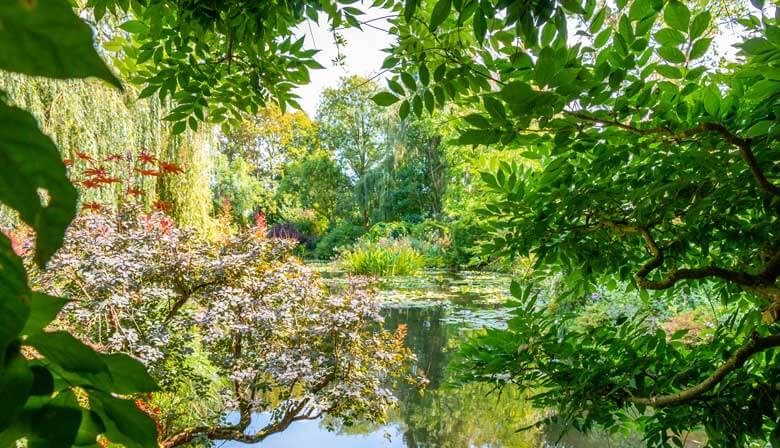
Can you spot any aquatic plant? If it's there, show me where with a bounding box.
[339,237,425,276]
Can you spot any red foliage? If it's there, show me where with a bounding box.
[75,151,96,163]
[84,166,108,178]
[138,151,157,165]
[159,162,184,174]
[135,168,161,177]
[104,153,123,162]
[82,202,102,212]
[153,200,173,213]
[63,158,73,167]
[126,188,145,197]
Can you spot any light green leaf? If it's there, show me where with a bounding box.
[371,92,400,106]
[702,87,720,117]
[664,1,690,32]
[655,28,686,46]
[589,8,607,34]
[658,46,686,63]
[745,120,772,137]
[656,64,683,79]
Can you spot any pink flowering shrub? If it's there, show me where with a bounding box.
[38,209,414,447]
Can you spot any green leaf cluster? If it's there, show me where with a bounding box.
[0,1,159,446]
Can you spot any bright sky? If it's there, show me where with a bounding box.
[292,9,395,118]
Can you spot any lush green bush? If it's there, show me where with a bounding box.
[314,222,368,259]
[339,237,425,276]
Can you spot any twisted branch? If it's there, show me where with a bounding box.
[626,332,780,407]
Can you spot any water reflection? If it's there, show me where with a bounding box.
[223,268,698,447]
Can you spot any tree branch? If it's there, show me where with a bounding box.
[581,221,779,291]
[564,111,780,197]
[626,332,780,407]
[160,374,337,447]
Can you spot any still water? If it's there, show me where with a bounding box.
[222,267,701,448]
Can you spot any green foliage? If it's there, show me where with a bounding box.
[278,149,354,225]
[339,237,425,276]
[211,152,270,225]
[0,2,159,446]
[88,0,386,133]
[383,0,780,444]
[318,76,389,226]
[314,222,368,259]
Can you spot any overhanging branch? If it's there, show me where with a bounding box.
[564,111,780,198]
[626,333,780,407]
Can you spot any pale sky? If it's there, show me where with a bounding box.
[292,9,395,118]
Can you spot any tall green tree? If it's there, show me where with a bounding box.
[318,76,389,226]
[381,0,780,445]
[278,149,354,226]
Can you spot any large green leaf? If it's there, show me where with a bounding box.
[25,332,107,375]
[0,235,30,354]
[101,354,159,394]
[0,0,120,87]
[22,293,69,336]
[664,1,690,32]
[0,350,33,430]
[89,391,159,448]
[430,0,452,30]
[27,393,82,448]
[0,102,78,267]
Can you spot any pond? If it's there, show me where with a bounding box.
[222,265,703,448]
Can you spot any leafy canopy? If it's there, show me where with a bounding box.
[91,0,398,133]
[378,0,780,445]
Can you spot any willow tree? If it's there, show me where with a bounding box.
[379,0,780,445]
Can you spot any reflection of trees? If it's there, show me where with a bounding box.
[392,383,544,448]
[384,306,454,388]
[383,307,544,448]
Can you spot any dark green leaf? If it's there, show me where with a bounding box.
[688,37,711,60]
[0,0,121,88]
[0,102,78,267]
[473,9,487,44]
[26,331,107,375]
[689,11,711,39]
[101,354,159,394]
[658,46,686,63]
[23,293,69,335]
[89,391,158,448]
[430,0,452,30]
[401,72,417,90]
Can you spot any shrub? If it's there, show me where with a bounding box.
[339,237,424,276]
[39,210,415,447]
[314,221,367,259]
